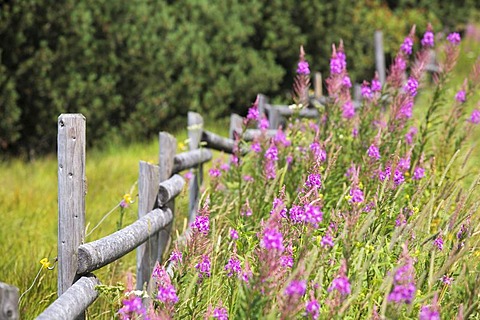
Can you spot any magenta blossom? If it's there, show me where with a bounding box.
[447,32,461,45]
[213,306,229,320]
[343,75,352,88]
[306,298,320,320]
[349,188,364,203]
[157,284,179,304]
[342,101,355,119]
[328,276,351,295]
[421,30,435,47]
[470,109,480,124]
[305,173,322,189]
[297,61,310,75]
[321,234,334,248]
[195,255,211,278]
[285,280,307,296]
[367,144,381,160]
[119,295,146,319]
[192,215,209,235]
[401,37,414,55]
[413,167,425,180]
[455,90,466,103]
[261,227,284,251]
[419,305,440,320]
[405,77,419,97]
[230,228,239,240]
[224,257,242,277]
[361,81,373,100]
[433,236,443,251]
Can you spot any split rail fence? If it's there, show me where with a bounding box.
[33,105,309,319]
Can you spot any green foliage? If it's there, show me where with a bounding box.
[1,1,479,156]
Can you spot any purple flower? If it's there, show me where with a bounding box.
[447,32,461,46]
[305,173,322,189]
[321,235,334,248]
[413,167,425,180]
[388,262,416,304]
[441,275,453,285]
[225,257,242,277]
[342,101,355,119]
[119,295,146,319]
[401,37,414,55]
[169,249,183,263]
[395,56,407,71]
[289,205,306,223]
[421,31,435,47]
[280,254,294,268]
[361,82,373,100]
[343,75,352,88]
[192,215,209,235]
[330,53,345,74]
[271,197,287,218]
[433,236,443,251]
[157,284,179,304]
[368,144,381,160]
[306,299,320,320]
[297,61,310,75]
[419,305,440,320]
[195,255,211,278]
[304,204,323,227]
[399,99,414,119]
[261,228,284,251]
[371,78,382,92]
[405,126,417,145]
[470,109,480,124]
[213,306,229,320]
[398,157,410,171]
[251,141,261,153]
[349,188,364,203]
[265,159,276,180]
[230,228,239,240]
[405,77,419,97]
[209,168,222,178]
[265,144,278,161]
[379,166,391,182]
[393,169,405,186]
[455,90,466,103]
[285,280,307,296]
[388,283,416,304]
[274,130,291,147]
[328,276,351,295]
[246,105,260,121]
[310,142,327,161]
[259,116,269,130]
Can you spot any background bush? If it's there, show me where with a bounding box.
[1,0,479,156]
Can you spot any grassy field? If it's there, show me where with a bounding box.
[0,118,229,318]
[2,36,480,319]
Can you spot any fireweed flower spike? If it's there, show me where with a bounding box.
[294,46,311,106]
[447,32,461,46]
[367,144,381,160]
[305,297,320,320]
[421,23,435,47]
[469,109,480,124]
[455,89,466,103]
[246,95,260,122]
[401,35,414,55]
[195,255,211,278]
[388,247,416,305]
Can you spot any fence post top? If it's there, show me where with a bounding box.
[58,113,86,121]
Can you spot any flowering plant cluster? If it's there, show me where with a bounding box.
[115,25,480,319]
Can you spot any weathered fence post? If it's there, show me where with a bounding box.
[0,282,19,320]
[187,112,204,223]
[268,107,281,130]
[314,72,323,99]
[136,161,160,290]
[158,132,177,261]
[374,30,386,85]
[229,114,243,140]
[57,114,86,319]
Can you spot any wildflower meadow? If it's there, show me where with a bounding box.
[111,25,480,319]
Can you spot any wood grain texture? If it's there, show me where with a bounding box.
[77,208,173,275]
[229,113,243,140]
[136,161,160,290]
[57,114,86,299]
[243,129,277,141]
[314,72,323,99]
[374,30,386,85]
[188,112,204,224]
[0,282,19,320]
[36,275,99,320]
[158,132,177,263]
[201,130,235,154]
[172,149,212,173]
[158,174,186,206]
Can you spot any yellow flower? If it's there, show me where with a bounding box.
[40,258,52,269]
[123,194,132,204]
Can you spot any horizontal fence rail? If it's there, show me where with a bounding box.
[77,208,173,275]
[36,275,99,320]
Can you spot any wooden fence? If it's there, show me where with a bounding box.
[30,111,237,319]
